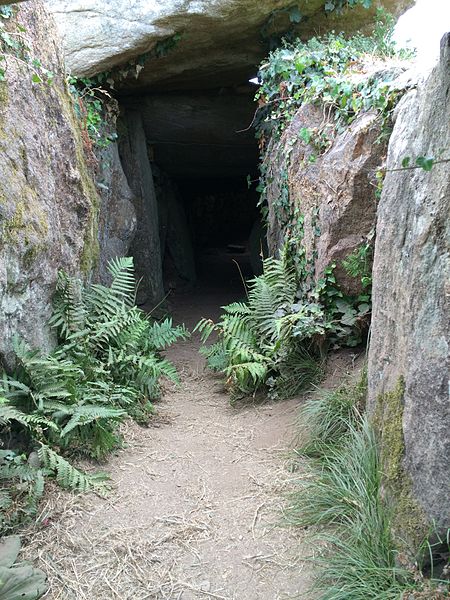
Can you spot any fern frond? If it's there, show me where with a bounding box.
[147,318,189,350]
[194,318,218,342]
[107,256,135,303]
[222,302,251,315]
[0,401,59,431]
[38,445,109,493]
[50,271,87,338]
[59,405,126,437]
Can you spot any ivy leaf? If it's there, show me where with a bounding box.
[31,73,42,84]
[1,32,14,47]
[299,127,311,144]
[415,156,434,172]
[401,156,411,168]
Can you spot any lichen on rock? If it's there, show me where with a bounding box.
[368,34,450,552]
[0,1,101,366]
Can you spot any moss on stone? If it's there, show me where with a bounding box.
[1,183,50,267]
[54,83,101,275]
[373,377,429,554]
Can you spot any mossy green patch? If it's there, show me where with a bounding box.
[373,377,429,554]
[0,80,8,139]
[54,83,101,275]
[0,181,50,270]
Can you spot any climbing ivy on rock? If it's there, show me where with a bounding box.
[255,15,406,149]
[68,76,119,151]
[84,33,183,89]
[0,5,53,84]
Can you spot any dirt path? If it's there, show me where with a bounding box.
[23,279,314,599]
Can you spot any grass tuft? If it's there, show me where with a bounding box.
[289,371,449,600]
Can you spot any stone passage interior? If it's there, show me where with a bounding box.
[117,81,265,308]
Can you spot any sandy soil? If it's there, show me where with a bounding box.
[22,258,320,599]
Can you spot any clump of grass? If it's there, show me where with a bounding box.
[290,372,449,600]
[296,368,367,458]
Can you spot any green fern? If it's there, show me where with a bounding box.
[0,256,186,528]
[38,445,108,493]
[197,245,323,398]
[0,451,45,534]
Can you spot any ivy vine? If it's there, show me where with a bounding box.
[0,4,53,84]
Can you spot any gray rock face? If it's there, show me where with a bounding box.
[266,103,385,295]
[119,110,164,307]
[95,141,137,285]
[122,92,257,179]
[368,34,450,542]
[0,1,100,367]
[45,0,410,90]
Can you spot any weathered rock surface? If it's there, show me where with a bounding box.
[123,91,257,179]
[266,103,385,295]
[45,0,411,90]
[94,141,137,285]
[118,110,164,306]
[368,34,450,546]
[0,1,100,367]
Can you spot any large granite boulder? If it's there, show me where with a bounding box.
[45,0,411,90]
[266,103,386,295]
[118,110,164,307]
[94,141,137,285]
[367,34,450,550]
[0,1,100,367]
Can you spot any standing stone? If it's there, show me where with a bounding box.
[95,141,137,284]
[367,34,450,550]
[0,1,100,367]
[119,110,164,306]
[266,103,386,295]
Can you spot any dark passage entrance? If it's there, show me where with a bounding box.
[118,84,264,314]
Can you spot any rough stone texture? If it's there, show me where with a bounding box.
[118,110,164,307]
[94,141,137,284]
[266,103,386,295]
[0,1,100,367]
[123,91,257,179]
[368,34,450,543]
[45,0,411,90]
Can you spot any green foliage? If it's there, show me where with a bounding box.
[261,1,374,49]
[324,0,372,13]
[0,536,47,599]
[342,234,373,289]
[256,22,405,147]
[0,257,187,528]
[0,5,53,84]
[196,246,324,399]
[197,238,374,398]
[84,33,183,89]
[0,449,44,534]
[296,369,367,458]
[316,263,372,348]
[68,77,118,149]
[290,377,449,599]
[254,17,410,241]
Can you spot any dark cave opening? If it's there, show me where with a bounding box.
[165,175,260,290]
[117,84,265,311]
